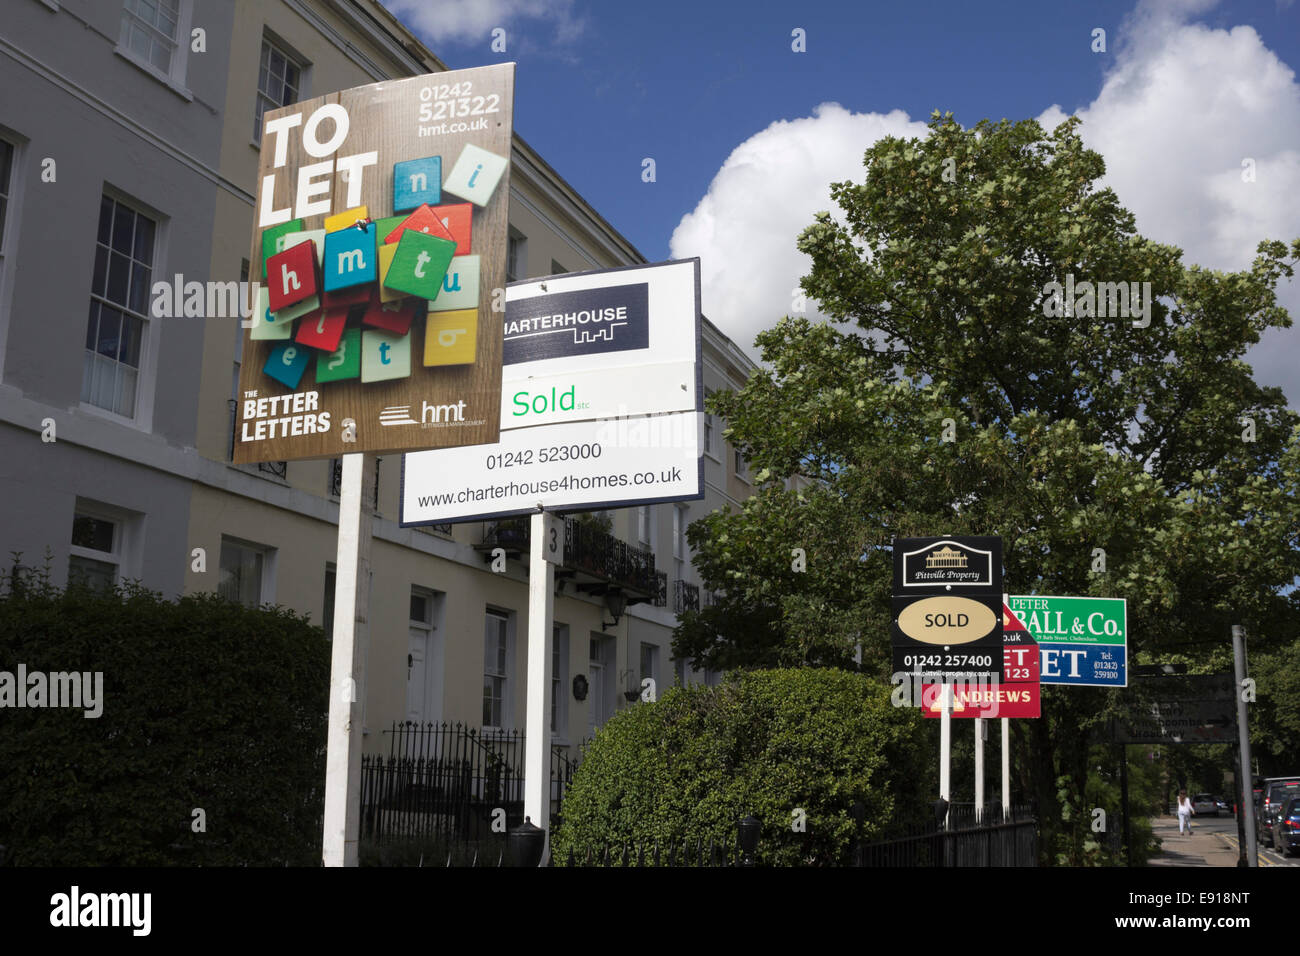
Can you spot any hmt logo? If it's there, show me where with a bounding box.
[422,399,467,423]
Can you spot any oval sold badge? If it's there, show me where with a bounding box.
[897,596,998,645]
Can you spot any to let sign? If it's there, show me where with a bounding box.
[235,62,516,462]
[1008,595,1127,687]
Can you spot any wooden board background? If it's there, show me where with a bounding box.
[234,63,515,463]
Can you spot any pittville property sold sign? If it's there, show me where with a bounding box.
[234,63,515,462]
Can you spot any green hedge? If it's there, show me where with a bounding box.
[0,567,329,865]
[551,668,930,865]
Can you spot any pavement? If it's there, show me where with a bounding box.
[1146,813,1285,867]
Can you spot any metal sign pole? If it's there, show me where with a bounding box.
[322,452,374,867]
[1232,625,1257,866]
[939,683,951,828]
[974,716,984,823]
[522,510,558,864]
[1001,717,1010,820]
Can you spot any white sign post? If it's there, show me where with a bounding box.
[974,717,984,822]
[322,453,374,867]
[939,683,951,827]
[522,509,558,863]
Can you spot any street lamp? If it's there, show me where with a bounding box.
[602,589,626,630]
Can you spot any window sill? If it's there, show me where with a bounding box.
[114,46,193,102]
[78,400,149,433]
[37,0,59,12]
[704,451,722,465]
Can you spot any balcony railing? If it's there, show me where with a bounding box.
[479,517,666,606]
[673,579,700,615]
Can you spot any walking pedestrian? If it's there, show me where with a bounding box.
[1177,790,1195,835]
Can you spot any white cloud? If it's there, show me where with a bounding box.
[672,0,1300,404]
[1041,0,1300,402]
[668,104,928,356]
[381,0,581,45]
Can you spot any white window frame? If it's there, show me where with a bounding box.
[506,229,526,283]
[68,499,142,587]
[482,607,515,731]
[115,0,194,100]
[703,388,719,461]
[217,535,277,608]
[734,446,748,482]
[551,622,569,740]
[0,129,24,382]
[81,188,167,433]
[254,34,306,146]
[637,504,653,552]
[639,642,659,696]
[673,505,688,561]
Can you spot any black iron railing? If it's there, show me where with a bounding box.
[674,579,700,614]
[479,517,662,602]
[360,721,579,847]
[558,804,1038,867]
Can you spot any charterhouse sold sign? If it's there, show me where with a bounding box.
[234,63,516,463]
[401,259,703,524]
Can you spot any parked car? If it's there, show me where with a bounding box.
[1215,796,1230,815]
[1272,797,1300,856]
[1192,793,1218,816]
[1258,778,1300,847]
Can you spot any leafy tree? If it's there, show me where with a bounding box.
[674,112,1300,862]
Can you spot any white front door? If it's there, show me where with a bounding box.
[406,624,443,723]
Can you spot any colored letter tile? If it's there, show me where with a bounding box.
[283,230,326,265]
[423,308,477,366]
[385,230,456,301]
[263,342,309,389]
[361,328,411,383]
[384,204,457,246]
[442,144,507,207]
[323,222,378,293]
[249,285,292,341]
[275,296,320,324]
[377,243,404,304]
[425,254,480,312]
[375,216,406,244]
[294,306,349,353]
[429,203,472,255]
[323,205,369,233]
[316,327,361,383]
[260,219,303,279]
[266,241,319,312]
[393,156,441,212]
[362,288,417,335]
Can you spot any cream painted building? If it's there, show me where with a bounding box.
[0,0,763,773]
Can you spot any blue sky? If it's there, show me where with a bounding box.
[383,0,1300,400]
